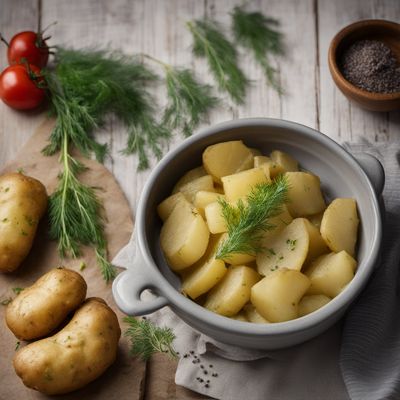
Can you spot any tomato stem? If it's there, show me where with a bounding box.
[0,33,9,47]
[41,21,57,35]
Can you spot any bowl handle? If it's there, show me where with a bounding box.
[112,248,169,316]
[353,152,385,195]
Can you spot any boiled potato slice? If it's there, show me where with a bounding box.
[302,218,329,264]
[251,268,310,322]
[172,166,207,193]
[160,199,210,270]
[298,295,331,317]
[270,150,299,172]
[214,233,256,265]
[307,212,324,229]
[243,304,269,323]
[285,172,326,217]
[175,175,215,203]
[194,191,225,218]
[231,312,248,322]
[256,218,309,276]
[203,140,254,183]
[254,155,285,179]
[320,198,359,256]
[222,167,269,202]
[260,204,293,244]
[205,202,227,234]
[157,192,187,221]
[204,266,260,316]
[305,251,357,298]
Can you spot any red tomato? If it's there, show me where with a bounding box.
[0,64,46,110]
[7,31,49,68]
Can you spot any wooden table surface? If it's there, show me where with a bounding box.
[1,0,399,399]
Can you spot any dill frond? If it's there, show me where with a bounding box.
[232,6,284,92]
[216,176,288,260]
[187,19,248,104]
[124,317,177,361]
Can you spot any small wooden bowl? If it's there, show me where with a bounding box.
[328,19,400,112]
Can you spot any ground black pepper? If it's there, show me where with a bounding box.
[340,39,400,93]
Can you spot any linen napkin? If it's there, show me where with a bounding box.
[113,142,399,400]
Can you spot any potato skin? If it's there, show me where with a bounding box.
[13,298,121,395]
[6,268,87,340]
[0,173,47,272]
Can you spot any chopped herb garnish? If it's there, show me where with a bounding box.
[12,287,24,295]
[286,238,297,251]
[1,298,12,306]
[15,341,20,351]
[79,261,86,271]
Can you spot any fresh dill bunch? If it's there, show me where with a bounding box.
[48,132,116,282]
[187,19,249,104]
[44,47,170,170]
[232,6,284,92]
[124,317,177,361]
[216,176,289,260]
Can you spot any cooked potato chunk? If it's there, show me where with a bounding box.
[302,218,329,264]
[204,266,260,316]
[194,191,225,218]
[243,304,269,323]
[251,268,310,322]
[231,312,248,322]
[256,218,309,276]
[205,201,227,234]
[307,212,324,229]
[160,199,210,270]
[13,298,120,395]
[320,198,359,256]
[254,155,285,178]
[270,150,299,172]
[6,268,87,340]
[175,175,215,203]
[172,166,207,193]
[0,173,47,272]
[285,172,326,217]
[222,167,268,202]
[203,140,254,183]
[298,295,331,317]
[216,233,256,265]
[157,192,187,221]
[305,251,357,298]
[259,204,293,244]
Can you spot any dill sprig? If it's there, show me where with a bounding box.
[187,19,248,104]
[124,317,177,361]
[48,131,116,282]
[216,176,288,260]
[232,6,284,92]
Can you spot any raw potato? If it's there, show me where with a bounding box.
[270,150,299,172]
[305,251,357,298]
[172,166,207,193]
[320,198,359,256]
[243,304,269,323]
[157,192,187,221]
[194,191,224,218]
[285,172,326,217]
[205,202,227,234]
[251,268,311,322]
[298,295,331,317]
[160,198,210,270]
[254,155,285,178]
[203,140,254,183]
[0,173,47,272]
[256,218,309,276]
[204,266,260,316]
[6,268,87,340]
[174,175,215,203]
[13,298,120,395]
[222,167,269,202]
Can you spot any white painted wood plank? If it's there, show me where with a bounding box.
[318,0,400,143]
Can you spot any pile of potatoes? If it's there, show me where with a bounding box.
[158,140,359,323]
[5,268,121,395]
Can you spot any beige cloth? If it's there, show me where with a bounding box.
[0,119,145,400]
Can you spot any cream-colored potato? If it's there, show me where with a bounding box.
[259,204,293,244]
[204,266,260,316]
[157,192,187,221]
[285,172,326,217]
[251,268,310,322]
[175,175,215,203]
[307,212,324,229]
[270,150,299,172]
[302,218,329,264]
[160,199,210,270]
[222,167,269,203]
[305,251,357,298]
[6,268,87,340]
[298,295,331,317]
[254,155,285,178]
[204,201,227,234]
[256,218,309,276]
[243,304,269,323]
[320,198,359,256]
[194,191,225,218]
[13,298,120,395]
[0,173,47,272]
[203,140,254,183]
[172,166,207,193]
